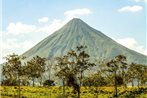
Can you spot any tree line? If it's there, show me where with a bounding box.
[1,45,147,98]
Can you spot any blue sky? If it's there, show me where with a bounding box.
[1,0,146,63]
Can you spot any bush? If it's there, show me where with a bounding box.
[1,79,30,86]
[1,79,18,86]
[43,80,55,86]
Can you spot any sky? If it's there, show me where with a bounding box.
[0,0,146,63]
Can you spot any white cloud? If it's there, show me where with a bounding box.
[37,19,64,34]
[0,38,36,63]
[6,8,92,36]
[131,0,147,2]
[64,8,92,19]
[114,37,147,55]
[6,22,36,35]
[37,8,92,34]
[118,5,143,12]
[38,17,49,23]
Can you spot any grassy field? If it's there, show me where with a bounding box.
[0,86,147,98]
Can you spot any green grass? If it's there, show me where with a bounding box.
[0,86,147,98]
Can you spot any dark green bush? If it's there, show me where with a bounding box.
[43,80,55,86]
[1,79,18,86]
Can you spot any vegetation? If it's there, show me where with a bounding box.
[1,86,147,98]
[2,53,25,98]
[106,55,127,97]
[1,45,147,98]
[55,45,95,98]
[25,56,46,86]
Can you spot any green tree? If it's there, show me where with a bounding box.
[128,63,146,89]
[55,56,67,95]
[2,53,25,98]
[55,54,79,96]
[55,45,95,98]
[127,63,136,87]
[46,57,54,81]
[83,71,107,98]
[77,46,91,86]
[26,55,46,86]
[140,65,147,87]
[106,55,127,98]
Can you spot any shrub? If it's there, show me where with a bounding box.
[1,79,18,86]
[43,80,55,86]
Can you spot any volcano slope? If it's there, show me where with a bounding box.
[22,18,147,65]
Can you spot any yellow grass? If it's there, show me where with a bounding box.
[0,86,147,98]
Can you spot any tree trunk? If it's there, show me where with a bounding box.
[80,71,83,86]
[96,86,99,98]
[39,78,42,86]
[137,79,140,89]
[49,68,51,80]
[123,83,127,91]
[77,85,80,98]
[78,91,80,98]
[78,71,83,98]
[123,74,127,90]
[114,71,118,98]
[18,74,21,98]
[63,79,65,95]
[132,80,134,87]
[32,78,35,87]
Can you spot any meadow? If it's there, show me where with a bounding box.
[0,86,147,98]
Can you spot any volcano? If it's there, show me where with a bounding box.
[22,18,147,64]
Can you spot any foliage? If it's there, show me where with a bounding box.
[2,53,25,83]
[43,80,55,86]
[83,72,108,87]
[25,55,46,86]
[1,79,18,86]
[2,53,26,98]
[106,55,128,97]
[55,45,95,97]
[127,63,147,88]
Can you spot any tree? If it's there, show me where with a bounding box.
[140,65,147,87]
[55,45,95,98]
[55,54,79,96]
[127,63,136,87]
[46,57,54,81]
[76,45,93,86]
[2,53,25,98]
[25,56,46,86]
[95,59,114,86]
[128,63,146,89]
[106,55,127,98]
[76,45,95,98]
[55,55,67,95]
[83,71,108,98]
